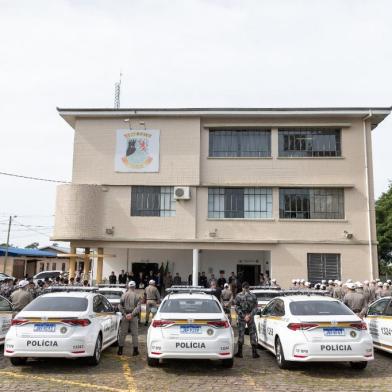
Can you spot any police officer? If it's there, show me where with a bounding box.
[118,281,141,356]
[10,280,33,312]
[332,281,344,301]
[235,281,259,359]
[144,279,160,326]
[221,283,233,323]
[343,283,367,317]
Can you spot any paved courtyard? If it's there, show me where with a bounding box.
[0,326,391,392]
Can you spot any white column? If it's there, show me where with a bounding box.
[192,249,199,286]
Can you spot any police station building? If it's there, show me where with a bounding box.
[53,107,391,287]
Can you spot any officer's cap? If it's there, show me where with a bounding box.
[224,283,229,288]
[347,283,356,290]
[377,282,383,287]
[363,280,369,284]
[149,279,156,285]
[18,280,29,288]
[128,281,136,287]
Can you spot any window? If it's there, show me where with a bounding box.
[159,299,221,313]
[0,297,12,311]
[24,297,88,312]
[46,263,50,270]
[279,128,341,157]
[279,188,344,219]
[209,129,271,157]
[61,263,66,272]
[131,186,175,217]
[289,300,352,316]
[367,299,390,316]
[52,263,56,270]
[307,253,341,283]
[39,263,44,272]
[208,188,272,219]
[384,300,392,316]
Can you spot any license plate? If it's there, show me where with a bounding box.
[33,323,56,333]
[180,325,202,334]
[323,327,345,336]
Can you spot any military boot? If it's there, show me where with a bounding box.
[235,343,243,358]
[117,346,123,356]
[252,345,260,358]
[133,347,139,356]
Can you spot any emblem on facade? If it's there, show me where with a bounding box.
[121,131,153,169]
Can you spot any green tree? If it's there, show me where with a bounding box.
[376,182,392,275]
[25,242,39,249]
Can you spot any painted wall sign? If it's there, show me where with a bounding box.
[115,129,160,172]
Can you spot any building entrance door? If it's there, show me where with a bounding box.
[237,264,260,286]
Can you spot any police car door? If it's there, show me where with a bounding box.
[93,295,113,344]
[366,298,390,348]
[258,300,277,350]
[101,295,118,342]
[267,299,285,349]
[378,299,392,351]
[0,296,12,344]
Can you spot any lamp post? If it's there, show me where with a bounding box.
[3,215,16,274]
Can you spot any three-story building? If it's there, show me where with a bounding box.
[53,107,391,286]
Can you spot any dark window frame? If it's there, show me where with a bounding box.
[307,253,341,283]
[278,128,341,157]
[279,188,344,220]
[208,187,273,219]
[131,186,175,217]
[209,129,271,157]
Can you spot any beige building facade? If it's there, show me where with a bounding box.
[53,108,391,287]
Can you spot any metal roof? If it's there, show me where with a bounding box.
[57,106,391,129]
[0,247,57,258]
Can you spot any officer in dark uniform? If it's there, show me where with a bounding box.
[234,281,259,359]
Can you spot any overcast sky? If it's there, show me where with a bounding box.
[0,0,391,248]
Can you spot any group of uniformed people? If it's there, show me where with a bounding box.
[2,274,391,360]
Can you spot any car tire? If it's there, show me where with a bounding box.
[10,357,27,366]
[350,361,368,370]
[275,337,290,369]
[222,358,234,368]
[147,355,159,367]
[86,334,102,366]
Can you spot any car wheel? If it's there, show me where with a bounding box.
[222,358,234,368]
[147,355,159,367]
[10,357,27,366]
[275,337,290,369]
[87,334,102,366]
[350,361,368,370]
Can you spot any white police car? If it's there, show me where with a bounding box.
[250,286,284,309]
[255,295,373,369]
[147,287,234,367]
[98,285,127,310]
[365,296,392,354]
[0,295,13,345]
[4,290,122,366]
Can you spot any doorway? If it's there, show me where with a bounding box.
[237,264,260,286]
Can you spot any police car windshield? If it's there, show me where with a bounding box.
[254,292,281,301]
[160,299,221,313]
[99,291,122,299]
[289,300,353,316]
[23,297,88,312]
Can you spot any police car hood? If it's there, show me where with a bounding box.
[16,310,88,319]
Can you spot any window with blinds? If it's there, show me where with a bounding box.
[208,187,272,218]
[209,129,271,157]
[307,253,341,283]
[131,186,176,217]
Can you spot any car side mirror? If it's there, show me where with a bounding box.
[256,309,262,316]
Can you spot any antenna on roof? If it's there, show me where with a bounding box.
[114,72,122,109]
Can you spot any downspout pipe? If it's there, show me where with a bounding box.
[362,110,375,279]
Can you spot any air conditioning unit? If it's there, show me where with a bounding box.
[174,186,191,200]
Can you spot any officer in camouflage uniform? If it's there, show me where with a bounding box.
[235,281,259,359]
